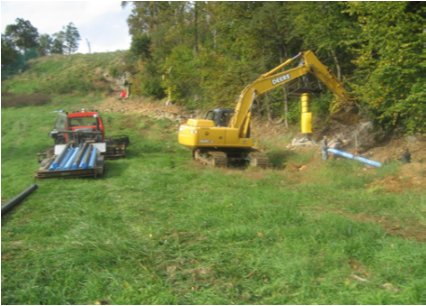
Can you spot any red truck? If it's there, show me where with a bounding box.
[48,108,129,158]
[35,109,129,179]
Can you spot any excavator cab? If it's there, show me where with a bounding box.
[205,108,235,127]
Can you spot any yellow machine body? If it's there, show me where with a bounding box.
[178,50,358,165]
[179,120,253,149]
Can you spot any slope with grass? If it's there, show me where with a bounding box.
[1,52,425,305]
[1,51,125,96]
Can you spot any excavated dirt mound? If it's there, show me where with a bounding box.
[98,97,197,123]
[366,162,425,194]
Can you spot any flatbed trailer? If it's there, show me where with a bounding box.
[35,142,104,180]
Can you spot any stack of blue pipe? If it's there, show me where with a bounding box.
[49,144,98,171]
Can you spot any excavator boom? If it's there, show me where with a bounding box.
[231,51,357,136]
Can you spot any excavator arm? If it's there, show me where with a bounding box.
[231,50,358,137]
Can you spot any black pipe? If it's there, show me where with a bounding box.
[1,184,38,216]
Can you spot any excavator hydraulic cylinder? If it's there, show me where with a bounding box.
[301,93,312,134]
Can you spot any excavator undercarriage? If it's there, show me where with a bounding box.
[193,148,268,168]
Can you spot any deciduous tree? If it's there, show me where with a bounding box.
[4,18,39,68]
[38,34,52,57]
[51,31,64,54]
[344,2,425,132]
[1,34,20,66]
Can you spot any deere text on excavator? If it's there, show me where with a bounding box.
[178,50,359,167]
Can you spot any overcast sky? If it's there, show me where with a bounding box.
[1,1,133,54]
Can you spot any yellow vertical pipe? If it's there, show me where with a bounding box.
[301,93,312,134]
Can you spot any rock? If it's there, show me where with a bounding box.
[405,135,417,143]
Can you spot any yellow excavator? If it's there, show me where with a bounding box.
[178,50,359,167]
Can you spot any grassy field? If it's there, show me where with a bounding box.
[1,95,425,305]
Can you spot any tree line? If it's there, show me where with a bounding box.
[120,1,424,133]
[1,18,81,71]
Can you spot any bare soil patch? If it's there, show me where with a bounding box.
[340,211,426,243]
[366,162,425,194]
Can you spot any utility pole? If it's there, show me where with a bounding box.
[86,38,91,54]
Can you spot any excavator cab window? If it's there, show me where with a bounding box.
[206,109,235,127]
[205,111,217,123]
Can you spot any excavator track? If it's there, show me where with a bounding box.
[194,150,228,167]
[193,149,268,168]
[248,151,268,168]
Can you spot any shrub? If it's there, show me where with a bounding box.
[108,66,121,78]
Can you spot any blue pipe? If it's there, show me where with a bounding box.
[72,143,87,170]
[50,143,70,169]
[88,147,98,168]
[53,148,74,171]
[327,148,381,167]
[78,145,91,169]
[63,147,80,170]
[79,144,93,169]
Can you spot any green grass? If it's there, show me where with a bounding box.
[2,96,425,304]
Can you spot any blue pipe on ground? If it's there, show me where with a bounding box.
[88,147,98,168]
[327,148,381,167]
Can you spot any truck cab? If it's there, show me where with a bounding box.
[49,109,105,144]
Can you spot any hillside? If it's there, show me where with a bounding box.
[2,51,425,187]
[1,51,425,305]
[1,51,126,96]
[2,52,425,191]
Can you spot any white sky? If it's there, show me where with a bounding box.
[1,1,133,54]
